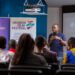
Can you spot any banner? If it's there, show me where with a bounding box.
[0,18,10,49]
[10,18,36,42]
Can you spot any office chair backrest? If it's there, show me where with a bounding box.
[56,64,75,75]
[61,64,75,70]
[0,62,9,68]
[9,65,51,75]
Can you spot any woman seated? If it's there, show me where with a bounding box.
[35,36,57,64]
[11,33,48,66]
[8,39,17,58]
[63,37,75,64]
[0,36,9,63]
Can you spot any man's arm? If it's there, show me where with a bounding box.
[60,34,67,46]
[59,38,67,46]
[54,34,67,46]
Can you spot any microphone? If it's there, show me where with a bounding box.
[52,32,57,36]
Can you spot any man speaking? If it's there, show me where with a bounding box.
[48,24,67,62]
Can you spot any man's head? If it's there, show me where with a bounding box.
[35,36,46,50]
[52,24,59,33]
[8,39,17,49]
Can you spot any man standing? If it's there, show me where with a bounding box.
[48,24,67,62]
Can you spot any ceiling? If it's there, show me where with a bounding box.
[45,0,75,7]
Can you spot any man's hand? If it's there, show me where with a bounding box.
[54,36,67,46]
[54,36,61,41]
[50,36,61,41]
[49,35,67,46]
[50,36,56,41]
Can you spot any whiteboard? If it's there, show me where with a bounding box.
[63,13,75,41]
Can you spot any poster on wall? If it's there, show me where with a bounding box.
[0,18,10,49]
[10,18,36,42]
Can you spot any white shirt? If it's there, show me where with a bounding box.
[0,49,9,63]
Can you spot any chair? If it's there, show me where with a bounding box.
[9,65,51,75]
[61,64,75,70]
[0,62,9,75]
[0,62,9,68]
[49,63,59,75]
[57,64,75,75]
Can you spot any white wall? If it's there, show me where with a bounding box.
[47,7,62,38]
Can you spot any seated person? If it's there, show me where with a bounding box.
[8,39,17,58]
[0,36,9,63]
[35,36,57,64]
[63,37,75,64]
[11,33,48,66]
